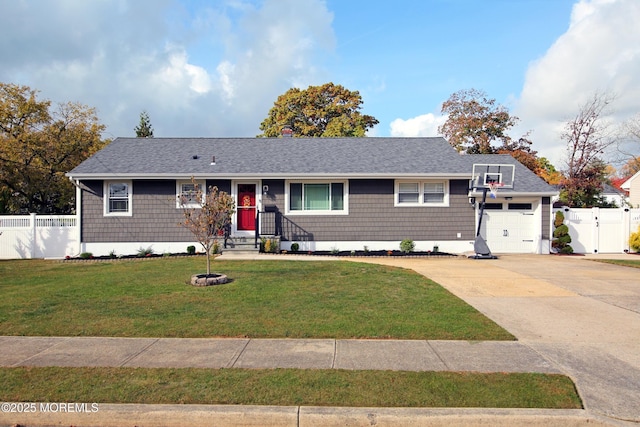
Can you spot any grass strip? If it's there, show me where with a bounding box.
[588,259,640,269]
[0,367,581,409]
[0,258,513,340]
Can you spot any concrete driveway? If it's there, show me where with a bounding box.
[359,254,640,424]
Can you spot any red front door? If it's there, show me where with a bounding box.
[237,184,256,231]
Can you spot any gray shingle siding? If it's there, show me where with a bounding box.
[82,178,476,244]
[262,179,474,242]
[81,179,232,243]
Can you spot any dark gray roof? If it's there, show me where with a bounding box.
[68,137,556,194]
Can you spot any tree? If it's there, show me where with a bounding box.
[134,110,154,138]
[179,179,235,276]
[258,83,379,137]
[0,83,107,214]
[438,89,521,154]
[560,92,617,207]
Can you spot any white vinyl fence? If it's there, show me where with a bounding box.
[553,207,640,254]
[0,214,79,259]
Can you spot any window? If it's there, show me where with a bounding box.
[176,180,205,208]
[287,181,347,214]
[104,181,132,216]
[508,203,533,210]
[395,180,449,206]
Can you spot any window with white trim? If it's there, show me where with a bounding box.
[286,181,348,215]
[176,180,205,208]
[104,181,132,216]
[395,180,449,206]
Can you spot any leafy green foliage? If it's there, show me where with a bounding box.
[400,239,415,253]
[258,83,378,137]
[552,211,573,254]
[0,82,107,213]
[630,225,640,253]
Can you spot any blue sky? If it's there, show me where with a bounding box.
[1,0,639,168]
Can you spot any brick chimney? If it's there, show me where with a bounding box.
[281,126,293,137]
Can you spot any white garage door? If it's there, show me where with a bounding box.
[480,203,536,253]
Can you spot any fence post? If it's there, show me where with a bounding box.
[623,208,630,253]
[30,213,37,259]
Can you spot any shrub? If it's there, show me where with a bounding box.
[79,252,93,259]
[630,225,640,253]
[552,211,573,254]
[137,246,154,257]
[290,242,300,252]
[400,239,415,253]
[187,245,196,255]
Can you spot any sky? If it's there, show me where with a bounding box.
[1,0,639,170]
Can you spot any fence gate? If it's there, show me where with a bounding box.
[554,207,640,254]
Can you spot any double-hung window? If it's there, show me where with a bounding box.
[395,180,449,206]
[176,180,205,208]
[287,181,348,214]
[104,181,132,216]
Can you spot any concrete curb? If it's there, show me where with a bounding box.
[0,404,620,427]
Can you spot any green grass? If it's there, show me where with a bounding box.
[588,258,640,269]
[0,258,513,340]
[0,367,582,409]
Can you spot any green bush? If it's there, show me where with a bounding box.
[137,246,154,257]
[552,212,573,254]
[187,245,196,255]
[400,239,415,253]
[79,252,93,259]
[290,242,299,252]
[630,225,640,252]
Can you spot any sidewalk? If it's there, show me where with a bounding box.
[0,336,560,372]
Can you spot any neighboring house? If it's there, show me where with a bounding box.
[66,137,557,256]
[622,171,640,208]
[602,183,628,207]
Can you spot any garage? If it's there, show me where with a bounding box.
[479,202,536,253]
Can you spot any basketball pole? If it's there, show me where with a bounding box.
[475,186,488,237]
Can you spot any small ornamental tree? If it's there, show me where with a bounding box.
[179,179,235,275]
[552,211,573,254]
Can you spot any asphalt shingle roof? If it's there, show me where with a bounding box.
[68,137,556,194]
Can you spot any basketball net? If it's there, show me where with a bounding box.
[488,182,503,199]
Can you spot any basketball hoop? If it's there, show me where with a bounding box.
[488,182,503,199]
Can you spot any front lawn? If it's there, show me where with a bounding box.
[0,258,513,340]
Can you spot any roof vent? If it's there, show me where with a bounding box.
[192,155,199,160]
[210,156,216,165]
[281,126,293,138]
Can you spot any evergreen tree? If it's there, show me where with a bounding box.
[134,111,154,138]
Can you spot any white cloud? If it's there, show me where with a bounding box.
[390,113,446,137]
[0,0,336,138]
[515,0,640,167]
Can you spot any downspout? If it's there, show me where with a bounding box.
[69,177,82,257]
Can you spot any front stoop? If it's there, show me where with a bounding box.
[223,236,260,254]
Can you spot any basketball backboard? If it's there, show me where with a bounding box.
[471,163,515,190]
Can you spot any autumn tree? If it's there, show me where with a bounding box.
[179,179,235,276]
[560,92,617,207]
[258,83,379,137]
[439,89,524,154]
[0,83,107,214]
[134,110,154,138]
